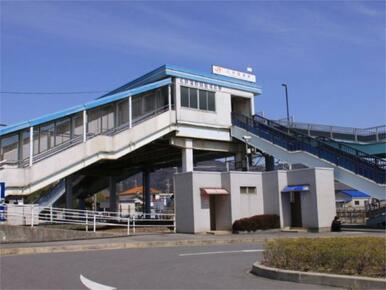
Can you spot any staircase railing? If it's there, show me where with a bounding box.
[231,112,386,184]
[274,119,386,142]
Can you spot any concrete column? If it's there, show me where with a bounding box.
[65,176,73,209]
[109,176,117,212]
[142,169,151,215]
[78,198,86,210]
[235,151,246,171]
[182,139,193,172]
[264,154,275,171]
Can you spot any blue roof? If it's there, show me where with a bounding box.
[282,184,310,192]
[0,78,171,136]
[341,190,370,198]
[100,64,262,98]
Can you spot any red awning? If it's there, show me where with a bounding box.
[200,188,229,195]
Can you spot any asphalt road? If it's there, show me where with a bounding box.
[1,243,339,290]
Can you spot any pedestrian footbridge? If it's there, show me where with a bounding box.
[0,65,385,204]
[232,113,386,199]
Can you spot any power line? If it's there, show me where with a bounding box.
[0,90,109,95]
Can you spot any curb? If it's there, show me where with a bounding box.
[251,262,386,289]
[0,236,267,256]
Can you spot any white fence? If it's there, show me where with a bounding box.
[2,204,175,235]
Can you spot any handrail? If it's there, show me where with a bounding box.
[3,204,176,235]
[232,112,386,184]
[253,114,385,169]
[0,106,171,169]
[274,118,386,142]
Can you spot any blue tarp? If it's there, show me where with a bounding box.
[340,190,370,198]
[282,185,310,192]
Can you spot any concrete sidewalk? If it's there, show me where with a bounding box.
[1,230,383,256]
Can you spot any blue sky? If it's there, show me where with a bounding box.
[1,0,385,127]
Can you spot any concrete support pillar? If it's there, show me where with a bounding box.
[109,176,117,212]
[143,169,151,215]
[78,198,86,210]
[235,151,246,171]
[264,154,275,171]
[65,176,73,209]
[182,139,193,172]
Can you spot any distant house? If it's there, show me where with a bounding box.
[119,185,160,198]
[335,190,371,208]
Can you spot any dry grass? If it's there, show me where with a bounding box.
[263,237,386,278]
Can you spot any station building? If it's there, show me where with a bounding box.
[0,65,384,232]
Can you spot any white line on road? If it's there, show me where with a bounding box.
[179,249,264,256]
[80,274,116,290]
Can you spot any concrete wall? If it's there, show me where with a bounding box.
[174,172,195,233]
[174,168,336,233]
[228,172,264,222]
[314,168,336,229]
[175,78,254,129]
[0,224,112,243]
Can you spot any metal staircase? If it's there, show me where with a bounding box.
[231,113,386,199]
[36,180,65,208]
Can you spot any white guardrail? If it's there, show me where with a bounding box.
[2,204,175,235]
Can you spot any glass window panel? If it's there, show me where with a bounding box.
[21,130,30,160]
[207,91,216,111]
[55,118,71,145]
[39,123,54,152]
[117,99,129,126]
[33,128,39,155]
[144,93,156,114]
[248,187,256,194]
[199,90,207,110]
[189,88,198,109]
[132,96,142,120]
[101,105,114,132]
[1,134,19,162]
[87,109,101,135]
[159,86,169,108]
[240,186,247,194]
[181,86,189,108]
[72,113,83,137]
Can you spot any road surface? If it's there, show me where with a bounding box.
[1,242,339,289]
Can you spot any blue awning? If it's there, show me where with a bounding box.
[282,185,310,192]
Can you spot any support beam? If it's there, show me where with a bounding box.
[29,126,34,166]
[264,154,275,172]
[109,176,117,212]
[235,151,245,171]
[142,169,151,215]
[65,176,73,209]
[129,96,132,128]
[181,139,193,172]
[83,110,87,143]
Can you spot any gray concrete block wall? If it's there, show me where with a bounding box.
[174,168,336,233]
[314,168,336,229]
[174,172,195,233]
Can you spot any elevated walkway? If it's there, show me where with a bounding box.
[1,110,176,195]
[274,119,386,157]
[231,113,386,199]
